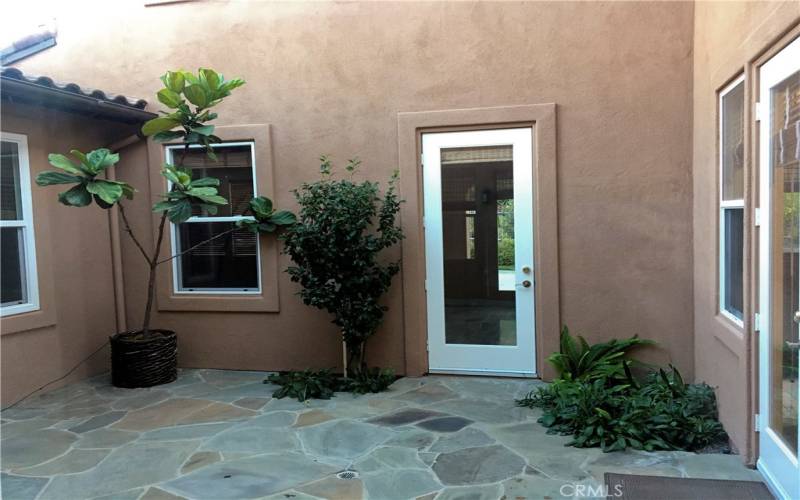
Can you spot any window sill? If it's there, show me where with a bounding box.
[0,305,56,336]
[713,313,747,358]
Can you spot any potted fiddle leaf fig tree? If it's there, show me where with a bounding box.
[36,68,295,388]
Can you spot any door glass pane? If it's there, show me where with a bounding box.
[722,81,745,201]
[177,222,258,290]
[723,207,744,319]
[769,69,799,453]
[1,141,22,220]
[1,227,27,305]
[440,145,516,345]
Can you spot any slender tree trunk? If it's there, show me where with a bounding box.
[140,143,189,336]
[141,212,168,335]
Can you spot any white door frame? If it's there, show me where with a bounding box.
[422,127,536,377]
[757,35,800,500]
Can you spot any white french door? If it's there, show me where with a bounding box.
[757,35,800,500]
[423,128,536,376]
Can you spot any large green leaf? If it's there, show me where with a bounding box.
[58,184,92,207]
[270,210,296,226]
[188,177,220,188]
[36,171,82,186]
[191,125,215,136]
[167,199,192,223]
[187,187,227,205]
[152,200,175,212]
[142,117,181,136]
[86,180,123,204]
[249,196,273,217]
[86,149,118,171]
[47,154,83,175]
[157,88,183,108]
[183,84,208,108]
[161,71,185,93]
[199,68,220,91]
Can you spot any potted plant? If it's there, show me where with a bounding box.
[35,68,295,387]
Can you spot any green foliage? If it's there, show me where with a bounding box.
[547,326,653,381]
[237,196,297,234]
[341,367,396,395]
[266,367,396,402]
[35,148,134,208]
[517,329,727,453]
[266,369,339,402]
[497,237,514,268]
[281,156,403,363]
[517,366,727,453]
[152,164,228,223]
[142,68,246,158]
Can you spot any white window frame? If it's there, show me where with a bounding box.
[0,132,39,316]
[718,75,746,327]
[166,141,261,294]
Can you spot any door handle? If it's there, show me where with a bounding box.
[516,280,532,288]
[794,311,800,324]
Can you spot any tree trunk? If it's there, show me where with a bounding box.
[141,212,168,335]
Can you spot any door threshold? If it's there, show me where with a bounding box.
[428,368,538,378]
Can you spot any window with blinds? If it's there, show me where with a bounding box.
[166,142,260,293]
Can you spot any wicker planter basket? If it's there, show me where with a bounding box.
[110,329,177,388]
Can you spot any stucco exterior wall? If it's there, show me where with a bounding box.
[11,2,694,379]
[0,102,137,406]
[692,1,800,462]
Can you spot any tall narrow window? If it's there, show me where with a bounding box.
[1,133,39,316]
[719,77,745,323]
[167,142,260,293]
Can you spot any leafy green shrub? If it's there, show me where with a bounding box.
[266,367,396,401]
[517,333,728,453]
[341,367,396,395]
[548,326,653,381]
[497,237,515,268]
[266,369,340,402]
[282,157,403,372]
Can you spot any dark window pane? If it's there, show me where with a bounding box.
[721,82,745,201]
[1,227,26,305]
[174,145,254,216]
[723,208,744,319]
[1,141,22,220]
[441,146,516,346]
[177,222,258,290]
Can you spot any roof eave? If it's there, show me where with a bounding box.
[1,75,157,125]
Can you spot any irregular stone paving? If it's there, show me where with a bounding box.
[0,369,763,499]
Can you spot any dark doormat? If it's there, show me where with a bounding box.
[604,473,774,500]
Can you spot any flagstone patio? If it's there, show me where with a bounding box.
[1,370,762,500]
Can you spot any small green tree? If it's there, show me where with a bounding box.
[282,156,403,372]
[36,68,294,337]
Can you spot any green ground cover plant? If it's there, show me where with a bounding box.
[266,367,396,401]
[517,327,727,452]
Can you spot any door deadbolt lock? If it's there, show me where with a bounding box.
[522,266,532,274]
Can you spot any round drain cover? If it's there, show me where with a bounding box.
[336,470,359,480]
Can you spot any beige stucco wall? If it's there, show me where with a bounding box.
[692,1,800,462]
[11,2,695,381]
[0,102,138,406]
